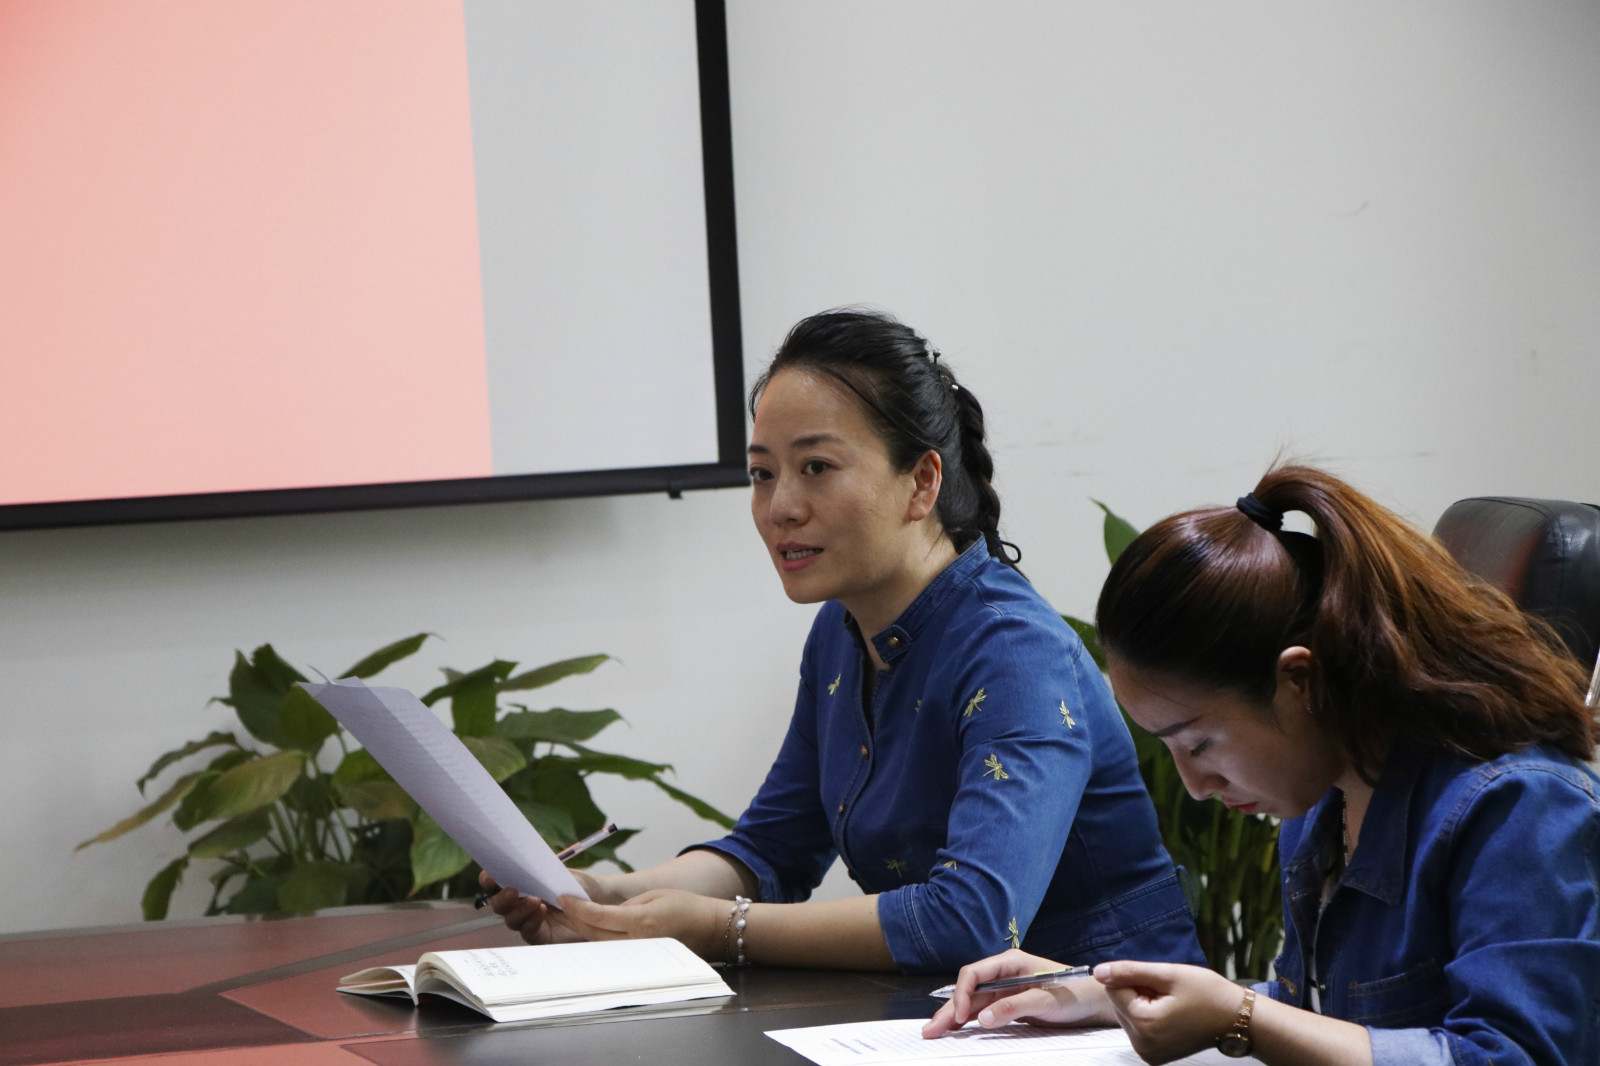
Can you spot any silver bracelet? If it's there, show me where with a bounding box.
[727,895,751,967]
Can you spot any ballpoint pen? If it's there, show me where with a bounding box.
[928,965,1092,1000]
[472,822,619,909]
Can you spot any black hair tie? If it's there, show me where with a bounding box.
[1236,493,1284,533]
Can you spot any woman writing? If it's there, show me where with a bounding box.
[483,309,1203,972]
[924,463,1600,1064]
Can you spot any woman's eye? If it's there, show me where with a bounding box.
[1187,739,1211,758]
[748,466,772,483]
[801,459,830,475]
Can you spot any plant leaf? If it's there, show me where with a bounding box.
[460,735,526,782]
[558,746,671,780]
[1093,500,1140,564]
[496,708,623,745]
[223,872,284,915]
[173,772,222,831]
[449,675,500,737]
[142,856,189,920]
[135,732,240,796]
[204,750,308,821]
[337,780,415,822]
[420,660,515,707]
[652,779,735,829]
[206,748,255,774]
[252,643,308,689]
[332,748,390,786]
[228,651,288,748]
[514,800,576,849]
[76,771,209,849]
[523,759,606,835]
[279,685,338,755]
[283,774,335,821]
[187,810,272,858]
[277,860,355,912]
[409,813,471,892]
[499,654,610,693]
[341,633,432,679]
[1060,615,1106,671]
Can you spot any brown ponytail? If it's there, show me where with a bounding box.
[1096,464,1595,781]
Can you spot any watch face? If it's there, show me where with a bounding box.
[1217,1033,1252,1058]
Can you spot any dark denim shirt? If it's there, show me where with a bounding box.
[1260,744,1600,1065]
[695,542,1203,973]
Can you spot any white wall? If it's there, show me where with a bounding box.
[4,1,1598,934]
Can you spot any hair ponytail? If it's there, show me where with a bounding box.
[1097,463,1594,779]
[749,309,1020,569]
[932,362,1015,564]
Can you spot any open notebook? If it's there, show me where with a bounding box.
[339,937,733,1023]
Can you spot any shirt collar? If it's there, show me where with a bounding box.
[1286,745,1419,907]
[840,539,991,665]
[1339,745,1422,905]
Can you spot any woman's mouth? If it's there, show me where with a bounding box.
[778,546,822,571]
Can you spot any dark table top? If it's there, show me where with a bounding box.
[0,904,949,1066]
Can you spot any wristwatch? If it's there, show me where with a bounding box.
[1216,987,1256,1057]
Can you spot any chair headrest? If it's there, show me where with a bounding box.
[1432,497,1600,668]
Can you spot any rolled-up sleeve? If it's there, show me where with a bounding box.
[878,615,1096,972]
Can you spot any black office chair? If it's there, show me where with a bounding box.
[1432,497,1600,672]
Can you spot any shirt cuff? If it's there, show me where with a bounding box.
[875,883,933,972]
[1368,1026,1455,1066]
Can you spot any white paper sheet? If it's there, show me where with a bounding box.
[765,1019,1249,1066]
[300,677,586,903]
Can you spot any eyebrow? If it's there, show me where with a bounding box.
[747,432,845,455]
[1149,717,1199,738]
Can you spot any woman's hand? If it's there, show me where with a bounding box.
[1094,961,1245,1065]
[478,868,622,946]
[555,888,734,960]
[922,949,1111,1038]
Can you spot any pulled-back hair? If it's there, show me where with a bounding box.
[749,308,1016,567]
[1096,463,1595,781]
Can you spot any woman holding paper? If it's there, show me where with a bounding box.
[484,309,1203,973]
[922,465,1600,1065]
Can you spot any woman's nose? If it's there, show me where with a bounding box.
[767,477,804,524]
[1172,751,1223,802]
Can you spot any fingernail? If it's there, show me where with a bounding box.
[977,1008,995,1027]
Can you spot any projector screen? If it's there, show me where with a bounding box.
[0,0,745,531]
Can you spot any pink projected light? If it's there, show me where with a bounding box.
[0,1,492,506]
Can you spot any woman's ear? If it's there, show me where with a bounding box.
[906,449,944,523]
[1276,646,1315,707]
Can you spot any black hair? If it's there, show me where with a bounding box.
[748,308,1018,567]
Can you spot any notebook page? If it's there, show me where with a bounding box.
[423,938,724,1007]
[300,677,585,903]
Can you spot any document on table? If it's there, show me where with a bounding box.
[300,677,586,904]
[765,1019,1250,1065]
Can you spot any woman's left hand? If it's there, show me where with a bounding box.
[555,889,734,961]
[1094,961,1247,1065]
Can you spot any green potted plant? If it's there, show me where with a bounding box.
[1062,505,1283,980]
[78,634,733,919]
